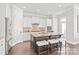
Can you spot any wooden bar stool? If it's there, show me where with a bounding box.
[56,34,63,54]
[36,40,49,55]
[48,39,60,54]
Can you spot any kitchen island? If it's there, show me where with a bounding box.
[30,32,62,53]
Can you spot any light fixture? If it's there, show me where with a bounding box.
[36,9,40,12]
[22,6,26,9]
[58,4,62,7]
[47,11,51,14]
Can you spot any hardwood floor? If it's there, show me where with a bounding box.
[65,42,79,55]
[8,41,60,55]
[9,41,36,55]
[8,41,79,55]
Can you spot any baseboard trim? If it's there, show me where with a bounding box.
[66,40,79,45]
[23,40,31,42]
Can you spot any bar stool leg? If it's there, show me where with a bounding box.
[59,42,62,55]
[50,44,52,53]
[48,44,50,54]
[38,46,40,55]
[58,42,60,54]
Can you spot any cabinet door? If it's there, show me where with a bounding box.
[5,4,12,53]
[0,4,6,36]
[0,4,6,55]
[0,40,5,55]
[23,32,30,41]
[11,5,23,46]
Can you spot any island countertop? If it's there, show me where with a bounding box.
[30,32,59,37]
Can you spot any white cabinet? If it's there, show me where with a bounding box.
[10,5,23,46]
[0,4,23,54]
[23,16,46,27]
[53,17,58,32]
[0,4,11,55]
[0,39,5,55]
[0,4,6,55]
[47,19,52,26]
[23,32,31,41]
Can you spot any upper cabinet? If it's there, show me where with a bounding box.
[23,16,46,27]
[47,18,52,26]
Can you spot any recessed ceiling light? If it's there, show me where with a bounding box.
[58,4,62,7]
[36,9,40,12]
[48,11,51,14]
[22,6,26,8]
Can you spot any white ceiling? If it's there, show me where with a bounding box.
[11,3,79,16]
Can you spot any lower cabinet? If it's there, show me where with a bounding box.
[9,32,31,47]
[23,32,31,41]
[0,40,5,55]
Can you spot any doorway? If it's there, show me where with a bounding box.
[59,17,66,54]
[60,17,66,38]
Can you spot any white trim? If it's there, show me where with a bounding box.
[66,40,79,45]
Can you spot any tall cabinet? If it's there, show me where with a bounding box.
[0,4,6,55]
[10,5,23,46]
[0,4,23,55]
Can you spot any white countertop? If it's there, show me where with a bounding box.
[31,32,59,37]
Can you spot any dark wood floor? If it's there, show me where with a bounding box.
[8,41,79,55]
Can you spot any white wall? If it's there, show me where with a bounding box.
[74,7,79,43]
[66,7,74,43]
[54,6,75,43]
[65,6,79,44]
